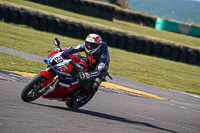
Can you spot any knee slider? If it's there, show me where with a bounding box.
[92,81,100,91]
[92,81,100,89]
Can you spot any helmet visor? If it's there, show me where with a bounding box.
[85,41,100,50]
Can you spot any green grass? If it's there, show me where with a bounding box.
[109,48,200,94]
[0,22,83,56]
[1,0,200,50]
[0,21,200,95]
[0,52,45,73]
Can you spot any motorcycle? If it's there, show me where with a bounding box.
[21,38,112,109]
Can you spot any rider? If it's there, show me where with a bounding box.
[61,33,110,92]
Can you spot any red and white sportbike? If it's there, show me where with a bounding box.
[21,38,112,109]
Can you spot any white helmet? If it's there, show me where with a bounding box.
[85,34,102,55]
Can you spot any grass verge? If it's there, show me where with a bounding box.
[0,52,45,73]
[0,21,200,95]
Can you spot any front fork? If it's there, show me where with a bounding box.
[39,67,59,93]
[44,75,59,89]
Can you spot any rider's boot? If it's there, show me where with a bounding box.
[91,81,100,93]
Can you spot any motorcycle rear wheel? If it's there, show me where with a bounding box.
[65,91,95,109]
[21,73,46,102]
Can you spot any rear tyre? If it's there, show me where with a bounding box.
[65,90,95,109]
[21,73,46,102]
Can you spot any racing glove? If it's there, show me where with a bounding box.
[78,72,90,80]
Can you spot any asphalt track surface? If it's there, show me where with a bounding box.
[1,46,200,133]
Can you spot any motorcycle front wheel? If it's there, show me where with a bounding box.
[21,73,46,102]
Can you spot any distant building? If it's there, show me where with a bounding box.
[115,0,129,8]
[92,0,129,8]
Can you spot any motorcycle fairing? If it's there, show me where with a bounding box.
[39,70,55,91]
[42,82,79,100]
[41,47,90,100]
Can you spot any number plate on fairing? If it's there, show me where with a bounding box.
[54,57,63,63]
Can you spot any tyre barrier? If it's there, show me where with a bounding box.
[114,10,126,20]
[143,40,153,55]
[123,12,133,21]
[134,37,146,54]
[125,36,137,52]
[107,32,118,48]
[64,22,76,38]
[100,30,112,43]
[147,17,156,27]
[0,5,199,66]
[178,46,189,63]
[117,34,128,49]
[18,10,29,25]
[8,8,19,24]
[187,49,198,65]
[160,44,171,59]
[0,5,10,22]
[46,16,57,33]
[27,12,39,30]
[73,23,83,39]
[169,45,180,61]
[198,52,200,66]
[38,15,48,31]
[55,19,66,35]
[114,10,156,28]
[131,14,141,25]
[90,27,102,37]
[99,5,115,20]
[80,1,99,18]
[151,42,162,57]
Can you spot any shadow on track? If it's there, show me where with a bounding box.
[31,102,177,133]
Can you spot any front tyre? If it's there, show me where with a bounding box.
[21,73,46,102]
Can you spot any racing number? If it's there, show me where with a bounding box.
[54,57,63,63]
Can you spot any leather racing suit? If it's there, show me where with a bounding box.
[62,41,110,92]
